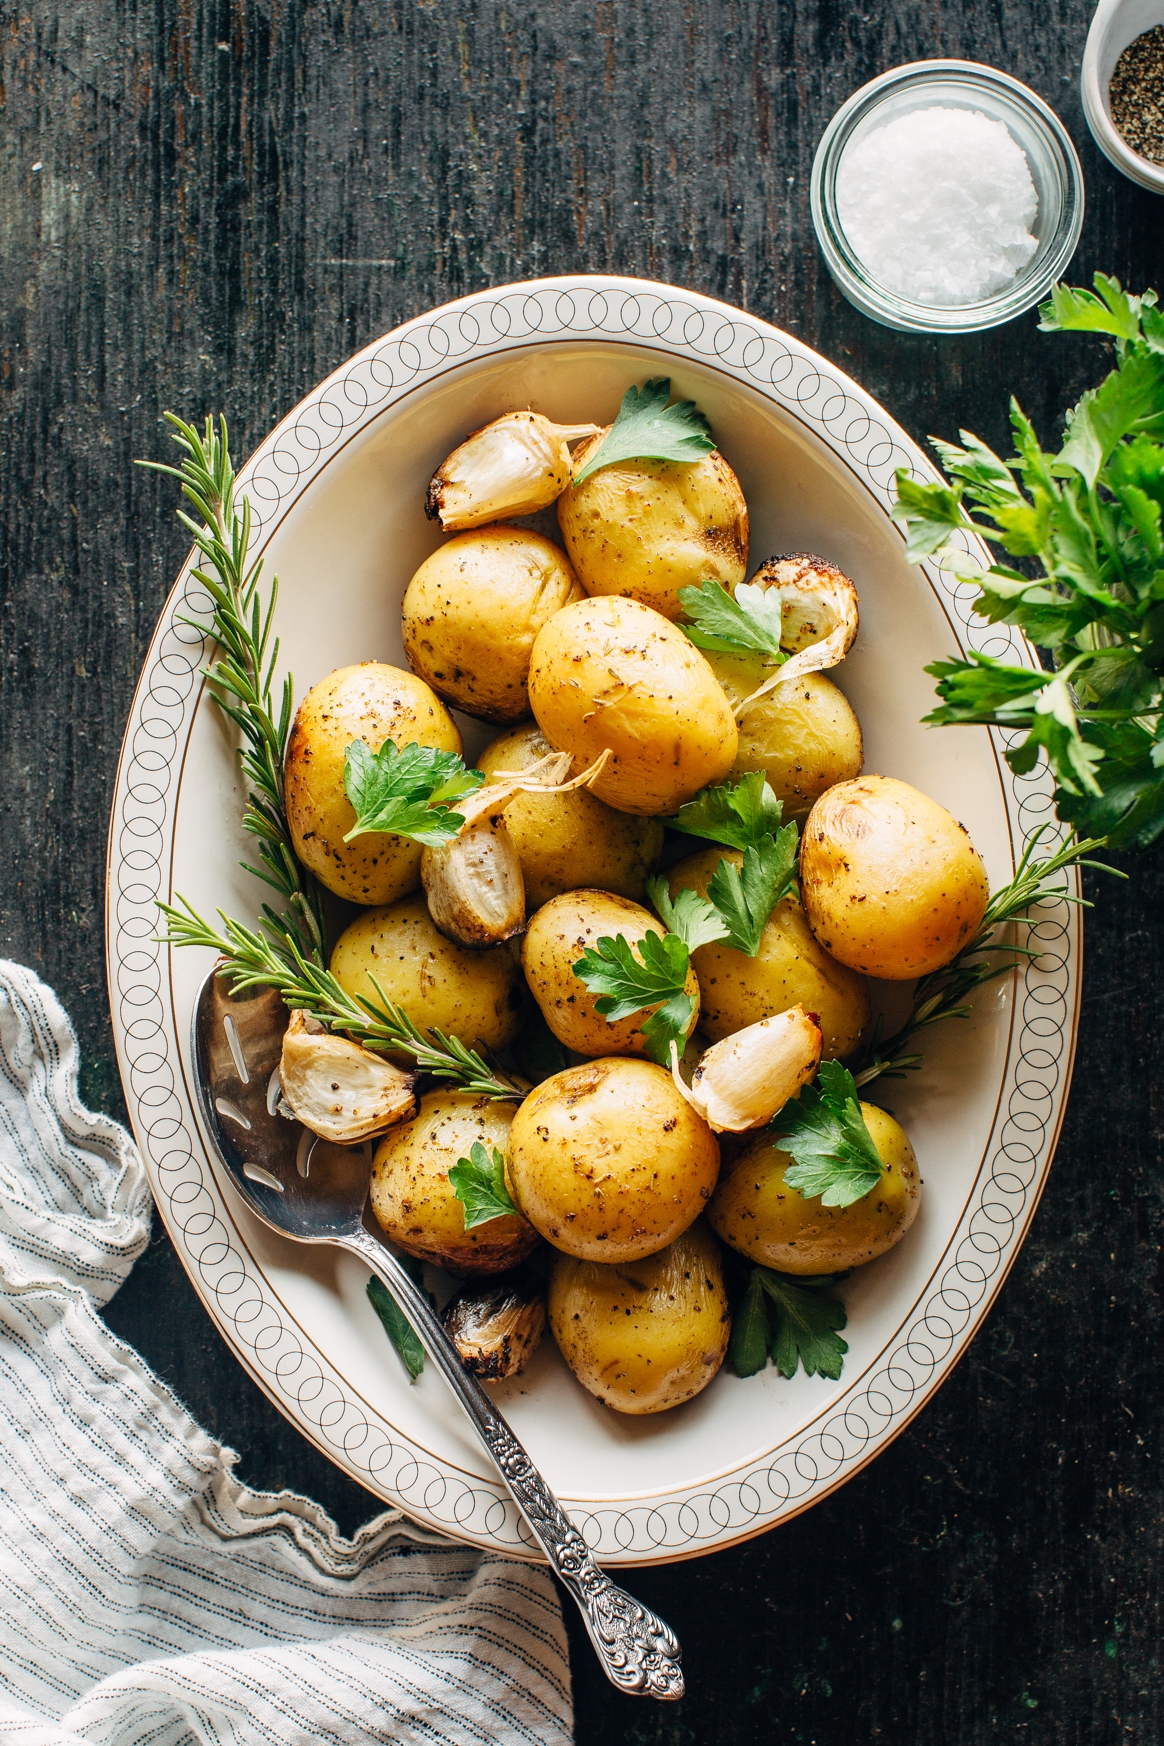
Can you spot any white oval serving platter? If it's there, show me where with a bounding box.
[105,275,1079,1565]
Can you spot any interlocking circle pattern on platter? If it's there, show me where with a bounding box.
[106,276,1079,1564]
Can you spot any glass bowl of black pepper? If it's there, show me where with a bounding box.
[1083,0,1164,193]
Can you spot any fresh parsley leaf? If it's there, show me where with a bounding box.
[775,1060,886,1208]
[645,877,730,951]
[890,474,976,561]
[343,738,484,845]
[1057,349,1164,487]
[924,649,1055,722]
[639,995,700,1066]
[677,578,787,659]
[705,827,800,956]
[757,1271,849,1380]
[367,1273,425,1382]
[667,773,786,851]
[1039,274,1150,342]
[572,931,696,1065]
[448,1140,519,1229]
[728,1271,771,1377]
[572,378,715,486]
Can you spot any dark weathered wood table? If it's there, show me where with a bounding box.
[3,4,1162,1739]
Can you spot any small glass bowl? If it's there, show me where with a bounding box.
[811,60,1085,334]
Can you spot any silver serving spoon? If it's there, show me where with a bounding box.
[190,970,684,1702]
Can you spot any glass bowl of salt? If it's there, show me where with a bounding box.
[811,60,1085,333]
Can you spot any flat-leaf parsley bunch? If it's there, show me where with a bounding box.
[893,274,1164,849]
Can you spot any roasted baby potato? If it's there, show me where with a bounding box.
[521,889,699,1058]
[708,1103,920,1273]
[285,663,462,905]
[548,1221,730,1414]
[557,438,748,621]
[330,895,525,1053]
[528,594,738,814]
[668,846,870,1059]
[507,1056,720,1261]
[477,724,664,907]
[709,653,864,819]
[402,526,583,724]
[371,1090,537,1275]
[800,775,990,980]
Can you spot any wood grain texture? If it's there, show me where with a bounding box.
[2,2,1163,1740]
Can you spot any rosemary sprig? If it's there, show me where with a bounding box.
[140,414,326,962]
[850,829,1118,1089]
[160,896,525,1101]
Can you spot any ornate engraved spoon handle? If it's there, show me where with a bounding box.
[345,1229,685,1700]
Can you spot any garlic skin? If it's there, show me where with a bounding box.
[426,412,600,531]
[279,1010,418,1143]
[671,1005,822,1133]
[736,552,860,716]
[422,813,526,949]
[441,1271,547,1380]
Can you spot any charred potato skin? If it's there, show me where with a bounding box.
[557,437,748,622]
[371,1091,538,1275]
[402,526,584,724]
[528,594,738,815]
[708,1103,920,1273]
[548,1222,731,1414]
[709,656,864,820]
[285,663,462,906]
[668,847,870,1060]
[520,889,699,1058]
[507,1057,720,1262]
[330,895,526,1054]
[800,776,990,980]
[478,724,664,907]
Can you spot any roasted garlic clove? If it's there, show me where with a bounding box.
[420,752,612,950]
[442,1270,547,1380]
[279,1010,418,1143]
[422,812,527,949]
[425,411,600,531]
[670,1005,822,1132]
[736,552,860,716]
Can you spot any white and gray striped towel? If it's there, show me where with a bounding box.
[0,961,572,1745]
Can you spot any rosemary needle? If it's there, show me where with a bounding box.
[145,413,523,1103]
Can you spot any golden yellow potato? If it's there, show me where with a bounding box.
[331,896,525,1054]
[708,653,864,820]
[548,1221,730,1414]
[478,725,664,907]
[507,1057,720,1261]
[371,1090,537,1275]
[708,1103,920,1273]
[528,595,738,814]
[669,847,869,1060]
[521,889,699,1058]
[800,775,990,980]
[401,526,584,724]
[557,437,748,621]
[286,663,462,905]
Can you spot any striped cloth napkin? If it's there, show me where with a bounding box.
[0,962,572,1745]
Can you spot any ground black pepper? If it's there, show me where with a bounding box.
[1110,24,1164,164]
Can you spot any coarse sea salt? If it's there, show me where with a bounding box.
[836,106,1039,306]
